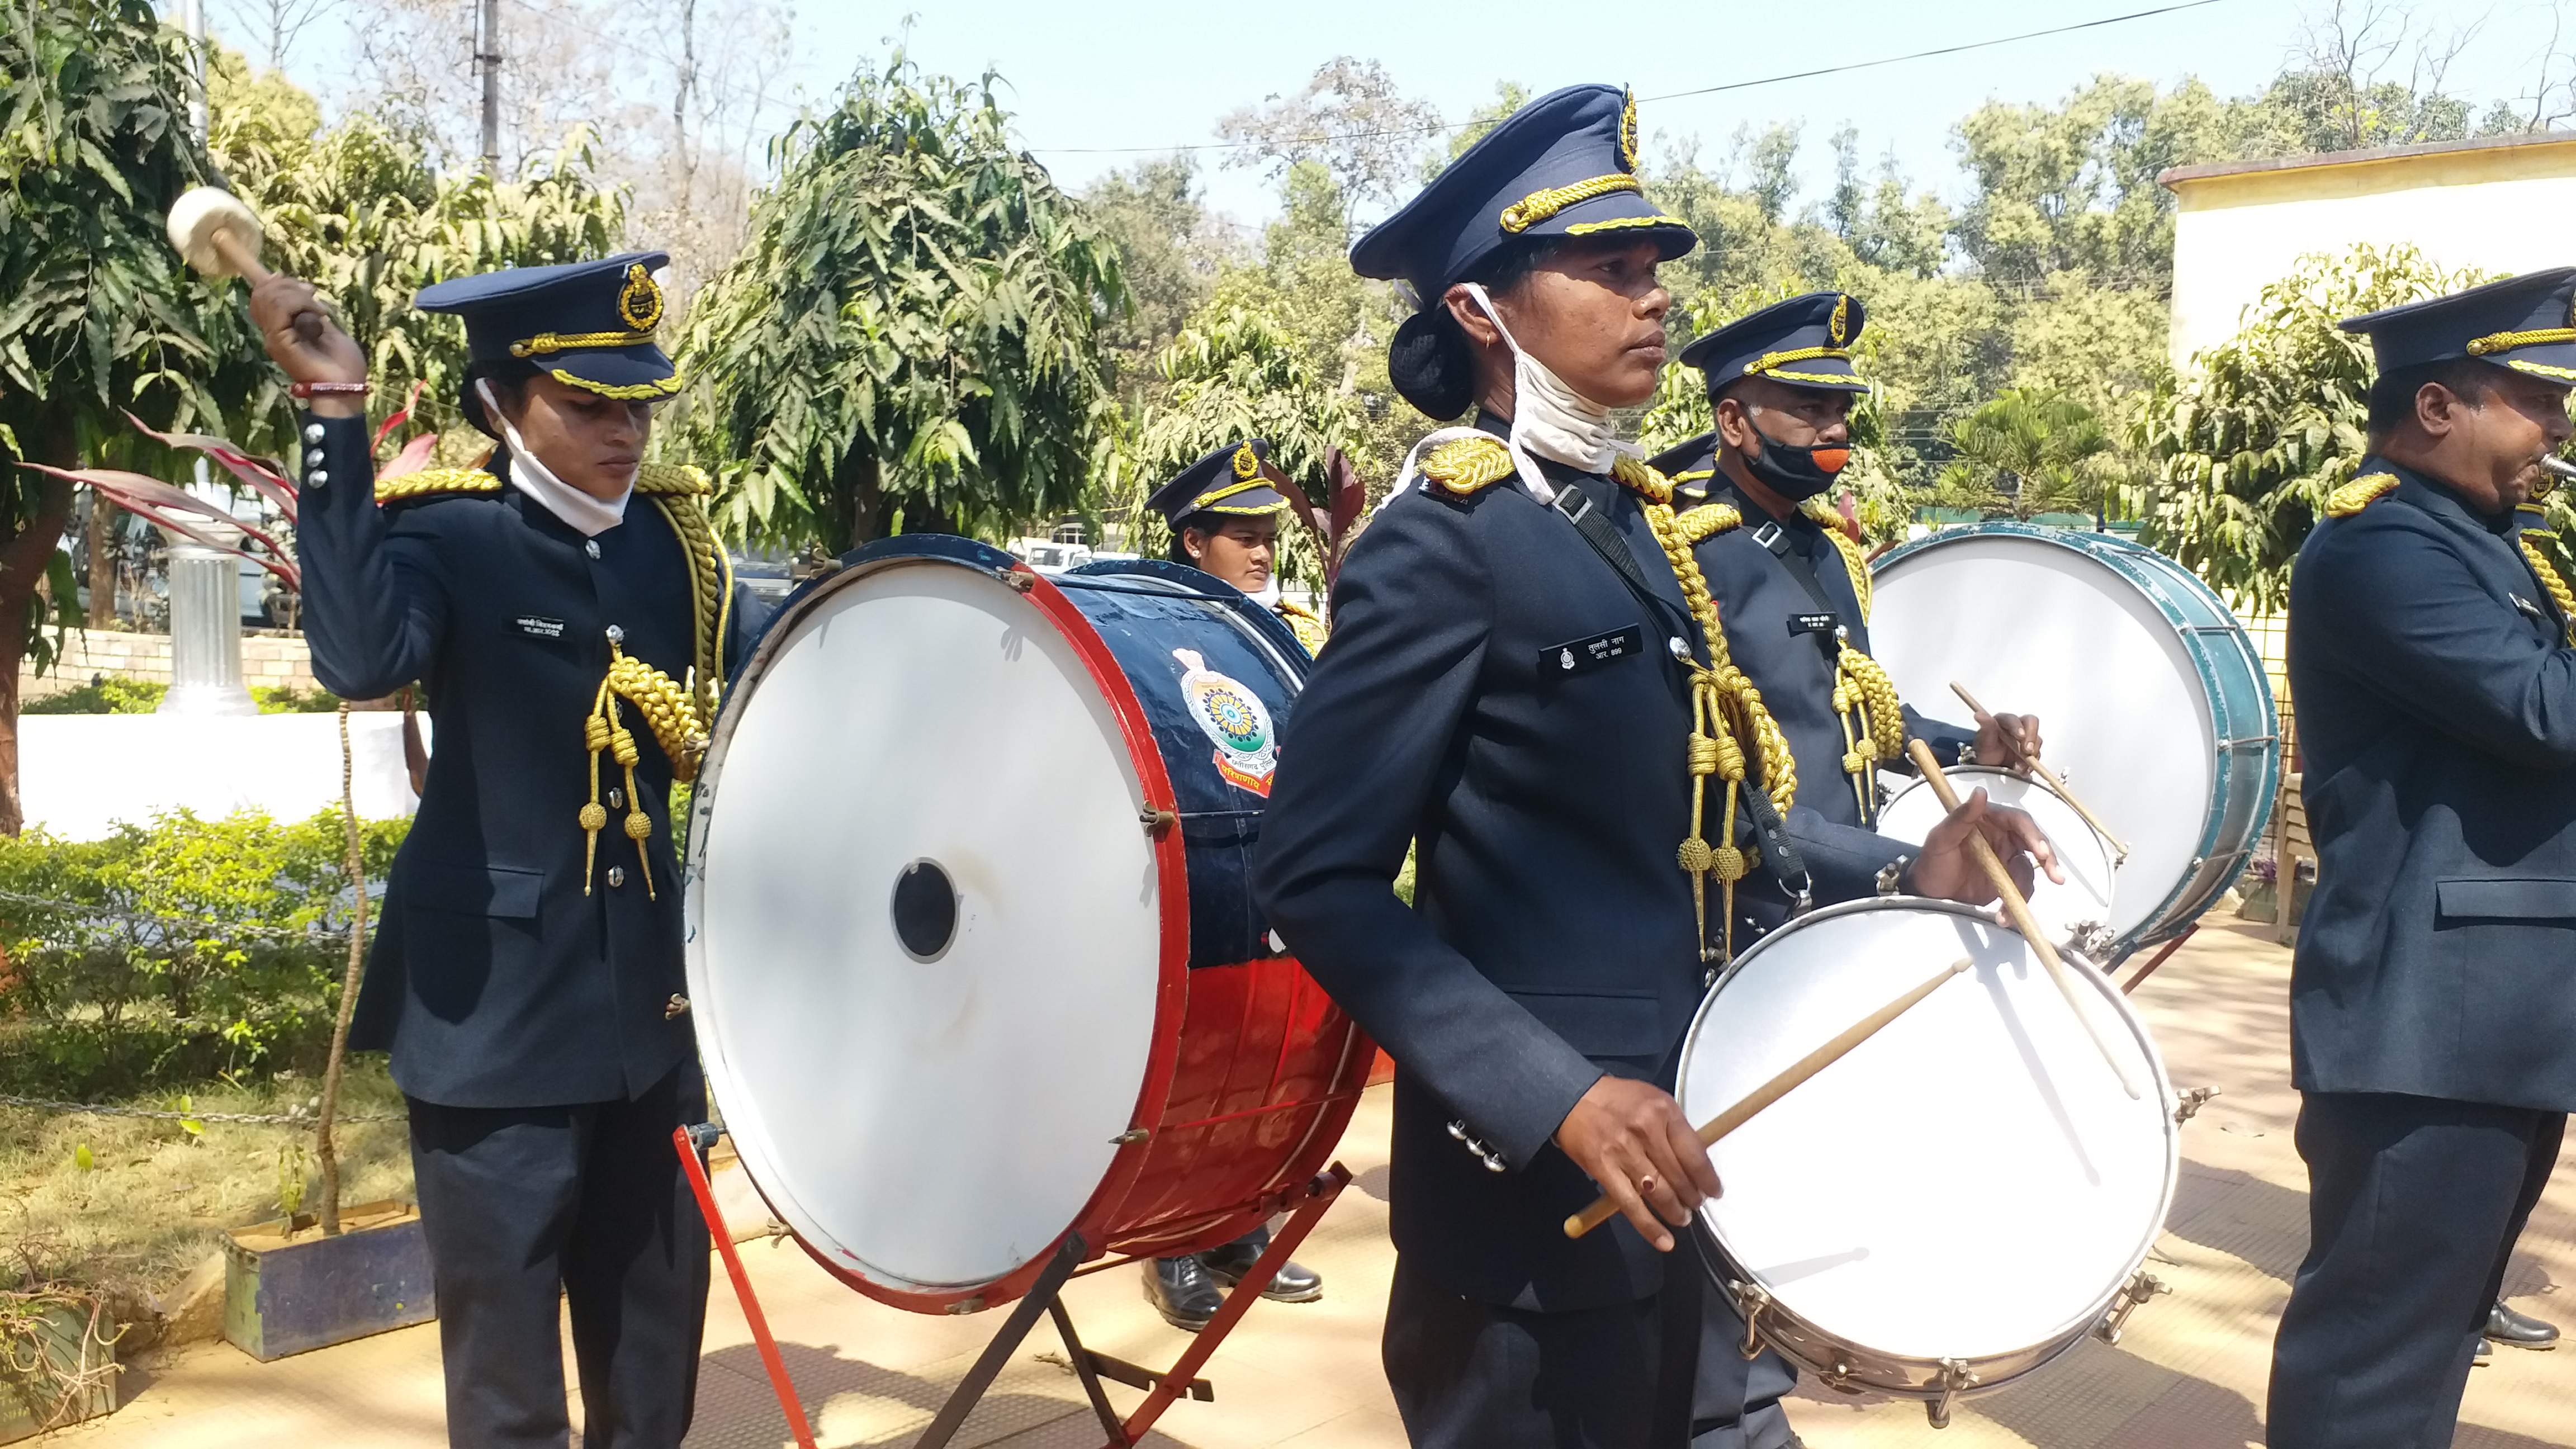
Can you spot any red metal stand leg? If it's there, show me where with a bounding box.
[2120,923,2198,995]
[1117,1162,1353,1446]
[674,1126,819,1449]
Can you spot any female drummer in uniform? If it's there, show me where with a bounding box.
[249,255,765,1447]
[1254,84,2058,1448]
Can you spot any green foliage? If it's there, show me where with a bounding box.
[20,678,340,714]
[1109,306,1368,586]
[0,1,249,689]
[2139,243,2472,610]
[671,54,1125,551]
[0,809,407,1099]
[1938,388,2118,519]
[207,50,627,456]
[1081,156,1216,388]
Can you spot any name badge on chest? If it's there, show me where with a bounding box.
[514,614,567,640]
[1788,612,1842,637]
[1541,625,1644,675]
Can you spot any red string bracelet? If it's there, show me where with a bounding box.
[288,380,368,399]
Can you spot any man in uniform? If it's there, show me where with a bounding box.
[1254,84,2059,1448]
[1648,293,2042,942]
[249,253,764,1447]
[1135,437,1329,1328]
[2266,267,2576,1448]
[1149,438,1329,656]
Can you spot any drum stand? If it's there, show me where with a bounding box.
[674,1125,1350,1449]
[2117,923,2198,995]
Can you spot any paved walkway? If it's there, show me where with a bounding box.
[44,921,2576,1447]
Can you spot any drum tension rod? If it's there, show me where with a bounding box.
[1926,1358,1978,1430]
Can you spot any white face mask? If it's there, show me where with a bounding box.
[475,378,634,538]
[1461,282,1638,486]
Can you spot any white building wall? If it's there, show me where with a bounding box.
[2168,139,2576,370]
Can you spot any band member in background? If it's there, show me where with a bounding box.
[1133,438,1329,1330]
[1650,293,2042,944]
[250,253,766,1448]
[1255,84,2060,1448]
[2267,267,2576,1448]
[1151,439,1329,656]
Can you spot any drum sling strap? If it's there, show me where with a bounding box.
[1730,485,1899,827]
[1551,479,1812,902]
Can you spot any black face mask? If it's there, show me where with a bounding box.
[1736,418,1850,502]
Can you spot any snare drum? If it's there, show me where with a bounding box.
[1868,524,2279,959]
[1677,899,2176,1414]
[683,539,1370,1313]
[1873,766,2118,951]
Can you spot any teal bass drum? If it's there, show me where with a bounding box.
[1867,524,2280,963]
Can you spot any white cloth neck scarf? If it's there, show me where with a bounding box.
[1244,575,1283,609]
[1461,283,1642,504]
[475,378,633,538]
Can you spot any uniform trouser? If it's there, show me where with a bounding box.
[1382,1242,1798,1449]
[2266,1090,2564,1449]
[408,1061,711,1449]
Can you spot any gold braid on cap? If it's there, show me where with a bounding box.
[1500,173,1642,233]
[1613,454,1796,964]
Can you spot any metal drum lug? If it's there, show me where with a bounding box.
[1820,1357,1863,1395]
[1730,1280,1772,1360]
[1926,1358,1977,1429]
[2092,1270,2170,1345]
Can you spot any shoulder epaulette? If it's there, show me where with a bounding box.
[1419,436,1515,495]
[1675,503,1743,545]
[1276,597,1329,655]
[375,467,502,505]
[636,461,713,496]
[2325,474,2399,518]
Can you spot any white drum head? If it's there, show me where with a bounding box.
[686,560,1164,1295]
[1874,767,2117,948]
[1870,538,2214,943]
[1680,902,2174,1365]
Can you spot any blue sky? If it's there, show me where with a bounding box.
[228,0,2576,228]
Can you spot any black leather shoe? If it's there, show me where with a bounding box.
[1144,1256,1221,1332]
[1197,1226,1324,1303]
[2475,1337,2495,1366]
[2490,1300,2560,1349]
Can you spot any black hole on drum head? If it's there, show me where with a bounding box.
[892,860,958,962]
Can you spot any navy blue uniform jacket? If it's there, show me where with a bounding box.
[2288,462,2576,1111]
[1253,446,1895,1313]
[1682,494,1973,934]
[297,413,764,1109]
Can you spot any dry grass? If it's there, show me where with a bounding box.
[0,1060,413,1305]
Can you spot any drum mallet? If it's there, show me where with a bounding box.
[167,187,323,344]
[1907,738,2144,1100]
[1949,681,2130,864]
[1564,954,1977,1240]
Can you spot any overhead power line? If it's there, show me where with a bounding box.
[1025,0,2235,158]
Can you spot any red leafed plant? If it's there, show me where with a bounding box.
[17,382,437,592]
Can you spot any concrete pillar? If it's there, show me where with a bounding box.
[157,519,258,717]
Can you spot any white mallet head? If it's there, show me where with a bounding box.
[167,187,266,278]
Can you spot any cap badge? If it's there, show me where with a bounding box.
[1618,88,1639,173]
[1232,442,1261,480]
[617,263,665,332]
[1829,294,1850,347]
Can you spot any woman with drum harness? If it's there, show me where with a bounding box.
[1135,439,1329,1330]
[1646,294,2047,945]
[249,254,764,1447]
[1253,84,2060,1449]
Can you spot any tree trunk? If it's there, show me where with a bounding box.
[85,489,116,628]
[842,448,887,551]
[1,418,81,836]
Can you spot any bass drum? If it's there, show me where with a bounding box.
[683,540,1370,1314]
[1678,899,2177,1412]
[1869,524,2279,960]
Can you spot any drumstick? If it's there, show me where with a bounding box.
[1564,954,1976,1240]
[1948,681,2130,864]
[1907,739,2144,1100]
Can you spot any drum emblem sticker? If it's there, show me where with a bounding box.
[1173,648,1277,795]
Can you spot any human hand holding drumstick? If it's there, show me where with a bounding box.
[1950,681,2130,864]
[167,187,367,419]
